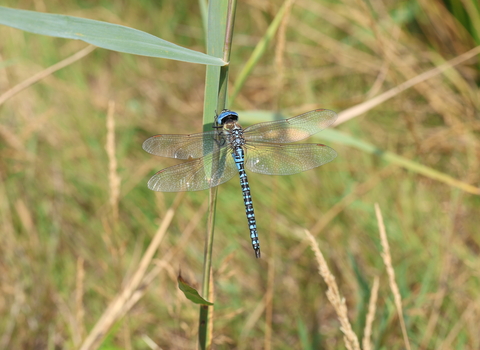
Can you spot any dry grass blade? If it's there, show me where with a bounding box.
[334,45,480,126]
[120,197,209,316]
[142,334,163,350]
[0,284,24,349]
[374,203,411,350]
[74,257,86,347]
[362,276,379,350]
[105,100,121,222]
[79,205,176,350]
[290,166,396,260]
[239,295,267,349]
[273,0,295,108]
[419,236,454,349]
[309,167,395,236]
[264,252,276,350]
[0,45,95,106]
[304,230,360,350]
[438,305,476,350]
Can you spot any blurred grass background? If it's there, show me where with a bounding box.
[0,0,479,349]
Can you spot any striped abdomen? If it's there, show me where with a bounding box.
[232,147,261,258]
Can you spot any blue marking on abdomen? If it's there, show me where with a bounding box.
[232,147,261,258]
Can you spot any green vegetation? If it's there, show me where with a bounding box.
[0,0,479,349]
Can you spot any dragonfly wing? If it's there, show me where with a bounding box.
[243,109,337,143]
[147,147,237,192]
[244,142,337,175]
[142,131,224,159]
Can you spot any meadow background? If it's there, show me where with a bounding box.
[0,0,479,349]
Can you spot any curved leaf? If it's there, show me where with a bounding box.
[178,276,213,306]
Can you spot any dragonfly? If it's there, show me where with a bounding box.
[142,109,338,258]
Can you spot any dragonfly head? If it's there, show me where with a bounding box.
[217,109,239,125]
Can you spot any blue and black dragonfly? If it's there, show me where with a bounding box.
[143,109,337,258]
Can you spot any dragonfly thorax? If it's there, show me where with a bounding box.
[223,121,246,147]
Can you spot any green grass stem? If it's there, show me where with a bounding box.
[199,1,236,348]
[229,1,291,103]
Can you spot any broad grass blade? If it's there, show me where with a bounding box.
[0,6,225,66]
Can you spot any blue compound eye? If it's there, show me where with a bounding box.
[217,110,239,125]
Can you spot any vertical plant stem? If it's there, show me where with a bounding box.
[216,0,236,111]
[198,186,218,349]
[199,1,237,349]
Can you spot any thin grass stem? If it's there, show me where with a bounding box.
[230,1,291,103]
[105,101,120,223]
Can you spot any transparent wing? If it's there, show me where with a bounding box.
[147,147,237,192]
[142,131,225,159]
[243,109,337,143]
[244,142,337,175]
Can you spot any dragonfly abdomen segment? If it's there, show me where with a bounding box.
[232,147,261,258]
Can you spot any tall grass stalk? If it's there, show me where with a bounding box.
[199,1,237,348]
[362,276,379,350]
[305,229,361,350]
[375,203,411,350]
